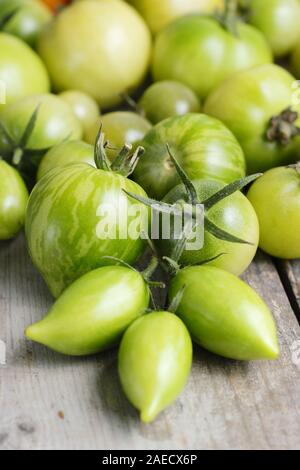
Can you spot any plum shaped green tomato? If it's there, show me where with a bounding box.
[133,113,246,199]
[118,312,192,423]
[152,8,272,101]
[37,0,152,109]
[204,64,300,174]
[58,90,100,138]
[248,0,300,58]
[169,266,279,360]
[247,165,300,259]
[0,161,28,240]
[138,81,201,124]
[0,33,50,108]
[37,140,95,180]
[26,266,150,355]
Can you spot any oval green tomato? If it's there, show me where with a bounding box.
[58,90,100,138]
[152,14,272,101]
[138,81,201,124]
[169,265,279,360]
[37,140,95,180]
[25,163,149,298]
[118,311,192,423]
[247,165,300,259]
[248,0,300,58]
[0,160,28,240]
[26,265,150,356]
[133,113,246,200]
[37,0,152,108]
[0,32,50,108]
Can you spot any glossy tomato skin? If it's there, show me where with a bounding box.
[0,161,28,240]
[58,90,100,138]
[37,140,95,180]
[247,166,300,259]
[249,0,300,58]
[138,80,201,124]
[152,15,272,100]
[133,113,246,200]
[204,64,300,174]
[169,266,279,360]
[118,311,192,423]
[38,0,152,108]
[127,0,224,35]
[158,179,259,276]
[26,164,150,298]
[26,266,150,356]
[0,33,50,108]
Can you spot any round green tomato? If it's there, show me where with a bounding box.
[0,32,50,108]
[58,90,100,138]
[158,179,259,276]
[133,113,246,200]
[118,311,192,423]
[26,163,149,298]
[204,64,300,174]
[0,160,28,240]
[37,140,95,180]
[169,265,279,360]
[248,0,300,58]
[0,0,52,48]
[247,165,300,259]
[152,14,272,100]
[138,80,201,124]
[84,111,152,160]
[26,265,150,356]
[127,0,224,35]
[37,0,152,108]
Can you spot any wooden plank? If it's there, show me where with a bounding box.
[0,236,300,450]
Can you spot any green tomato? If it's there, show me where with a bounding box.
[247,165,300,259]
[26,163,149,298]
[138,81,201,124]
[248,0,300,58]
[158,179,259,276]
[169,265,279,360]
[127,0,224,35]
[133,113,246,200]
[0,0,52,48]
[204,64,300,174]
[84,111,152,160]
[118,311,192,423]
[0,32,50,108]
[37,0,152,108]
[26,265,150,355]
[58,90,100,138]
[0,160,28,240]
[37,140,95,180]
[152,14,272,100]
[291,35,300,78]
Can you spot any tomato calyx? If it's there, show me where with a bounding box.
[266,108,300,146]
[0,6,20,29]
[215,0,239,36]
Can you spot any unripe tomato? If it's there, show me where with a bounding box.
[58,90,100,138]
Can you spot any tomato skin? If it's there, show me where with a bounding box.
[127,0,224,35]
[248,0,300,58]
[152,15,272,100]
[169,266,279,360]
[247,166,300,259]
[58,90,100,137]
[158,179,259,276]
[138,81,201,124]
[0,33,50,108]
[25,265,150,356]
[118,311,192,423]
[133,113,246,200]
[204,64,300,174]
[25,163,149,298]
[291,38,300,79]
[0,161,28,240]
[37,140,95,180]
[37,0,152,108]
[42,0,70,13]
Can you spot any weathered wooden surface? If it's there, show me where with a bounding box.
[0,235,300,450]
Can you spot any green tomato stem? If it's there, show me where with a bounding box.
[217,0,239,36]
[266,108,300,145]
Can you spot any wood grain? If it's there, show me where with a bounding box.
[0,236,299,450]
